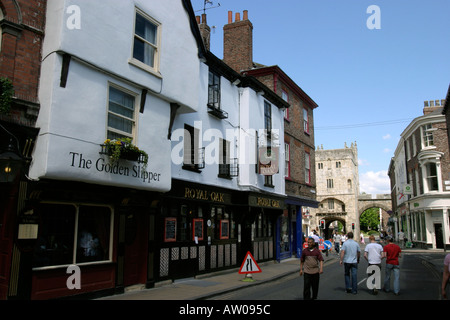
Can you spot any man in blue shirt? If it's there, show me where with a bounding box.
[339,232,361,294]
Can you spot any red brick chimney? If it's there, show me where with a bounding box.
[196,13,211,51]
[223,10,253,73]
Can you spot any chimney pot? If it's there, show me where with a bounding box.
[201,13,207,24]
[228,11,233,24]
[243,10,248,20]
[235,12,240,22]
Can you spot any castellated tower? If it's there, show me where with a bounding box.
[313,143,360,241]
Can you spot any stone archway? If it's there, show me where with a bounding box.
[320,216,346,240]
[358,194,392,235]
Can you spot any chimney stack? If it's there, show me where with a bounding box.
[223,10,253,73]
[197,13,211,51]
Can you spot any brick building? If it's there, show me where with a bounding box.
[221,10,319,259]
[0,0,46,299]
[389,100,450,249]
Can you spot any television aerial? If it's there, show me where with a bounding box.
[196,0,221,14]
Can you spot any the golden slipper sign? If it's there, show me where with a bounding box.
[69,152,162,184]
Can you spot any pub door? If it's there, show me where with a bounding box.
[239,210,256,263]
[435,223,444,249]
[123,212,149,287]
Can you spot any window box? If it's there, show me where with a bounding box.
[100,138,148,169]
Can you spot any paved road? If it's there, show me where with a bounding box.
[209,251,444,300]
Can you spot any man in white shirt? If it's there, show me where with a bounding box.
[364,235,384,294]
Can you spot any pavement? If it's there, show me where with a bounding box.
[97,247,448,301]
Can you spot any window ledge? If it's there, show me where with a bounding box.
[128,58,162,79]
[182,165,203,173]
[218,174,233,180]
[207,105,228,119]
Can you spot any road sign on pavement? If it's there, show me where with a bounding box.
[239,251,262,274]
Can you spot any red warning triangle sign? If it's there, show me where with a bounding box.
[238,251,262,274]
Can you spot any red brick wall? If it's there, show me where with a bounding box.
[223,11,253,73]
[0,0,46,105]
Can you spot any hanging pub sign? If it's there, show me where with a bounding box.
[258,147,279,176]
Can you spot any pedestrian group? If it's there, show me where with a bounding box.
[299,230,403,299]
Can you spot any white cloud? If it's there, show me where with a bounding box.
[382,134,391,140]
[359,170,390,194]
[383,148,391,153]
[358,158,369,166]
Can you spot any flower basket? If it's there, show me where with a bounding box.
[100,138,148,169]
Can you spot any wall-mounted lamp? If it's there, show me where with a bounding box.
[0,137,24,183]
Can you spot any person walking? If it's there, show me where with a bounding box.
[397,230,405,248]
[339,232,360,294]
[383,236,402,295]
[333,232,342,254]
[300,237,324,300]
[442,253,450,300]
[364,235,384,294]
[311,230,320,248]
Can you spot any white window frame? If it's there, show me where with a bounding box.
[421,124,435,149]
[284,143,290,178]
[130,8,161,75]
[106,83,139,142]
[282,90,289,120]
[419,151,444,193]
[305,151,311,184]
[303,108,309,133]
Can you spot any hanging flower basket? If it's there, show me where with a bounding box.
[100,138,148,169]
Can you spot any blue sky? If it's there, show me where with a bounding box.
[192,0,450,194]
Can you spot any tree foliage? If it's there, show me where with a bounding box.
[360,207,380,232]
[0,78,14,115]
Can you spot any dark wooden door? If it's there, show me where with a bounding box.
[123,213,148,287]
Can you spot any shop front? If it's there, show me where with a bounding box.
[247,192,285,263]
[158,180,241,281]
[409,197,450,250]
[279,196,318,261]
[10,180,161,300]
[156,181,286,282]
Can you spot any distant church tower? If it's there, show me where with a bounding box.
[313,143,360,241]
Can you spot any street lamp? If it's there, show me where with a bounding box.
[0,137,24,183]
